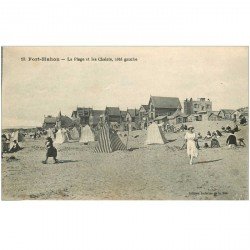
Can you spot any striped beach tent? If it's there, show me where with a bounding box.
[94,124,126,153]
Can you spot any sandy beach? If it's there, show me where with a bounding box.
[1,121,248,200]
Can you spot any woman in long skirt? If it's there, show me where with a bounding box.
[43,137,58,164]
[184,125,199,165]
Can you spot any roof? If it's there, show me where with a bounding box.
[236,107,248,112]
[106,107,121,116]
[140,105,149,111]
[44,116,57,124]
[127,109,139,117]
[239,112,248,117]
[71,111,77,117]
[150,96,182,109]
[172,109,182,117]
[209,113,218,117]
[60,116,74,127]
[219,109,235,115]
[197,111,207,114]
[154,115,168,121]
[211,111,219,115]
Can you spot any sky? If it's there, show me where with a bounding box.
[1,46,248,128]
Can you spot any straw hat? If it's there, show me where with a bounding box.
[187,125,194,130]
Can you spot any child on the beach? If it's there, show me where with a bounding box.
[43,137,58,164]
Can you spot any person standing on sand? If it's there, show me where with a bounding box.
[43,137,58,164]
[226,131,237,148]
[184,125,199,165]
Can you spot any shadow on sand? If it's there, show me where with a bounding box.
[167,139,177,143]
[58,160,79,163]
[195,159,222,164]
[128,147,139,151]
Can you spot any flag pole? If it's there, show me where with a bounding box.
[126,122,130,150]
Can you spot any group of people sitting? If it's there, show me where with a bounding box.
[240,116,247,125]
[196,125,245,149]
[221,124,239,133]
[1,134,22,157]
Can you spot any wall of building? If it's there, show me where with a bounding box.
[184,98,212,115]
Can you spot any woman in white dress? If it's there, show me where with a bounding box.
[184,125,199,165]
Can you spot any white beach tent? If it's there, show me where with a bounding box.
[62,128,70,141]
[79,125,95,143]
[54,129,68,144]
[12,131,25,142]
[145,122,166,145]
[70,127,80,140]
[5,133,11,140]
[9,130,24,149]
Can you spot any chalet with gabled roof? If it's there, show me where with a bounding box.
[105,107,121,123]
[71,107,93,125]
[218,109,235,120]
[125,109,139,123]
[43,116,57,129]
[139,105,149,123]
[148,96,182,120]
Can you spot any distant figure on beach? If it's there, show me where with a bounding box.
[237,138,246,147]
[226,131,237,148]
[2,134,9,157]
[196,133,202,149]
[197,132,202,139]
[225,125,231,132]
[212,131,217,136]
[43,137,58,164]
[184,125,198,165]
[9,140,21,153]
[232,124,239,132]
[211,135,220,148]
[240,116,247,125]
[216,130,222,137]
[204,131,212,140]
